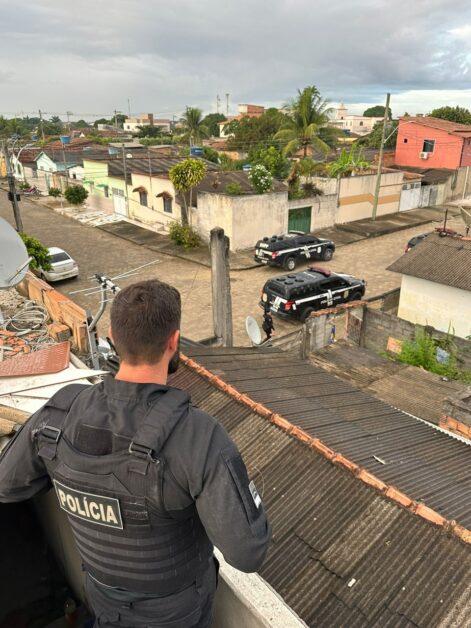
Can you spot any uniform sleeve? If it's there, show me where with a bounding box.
[0,410,50,502]
[194,424,272,573]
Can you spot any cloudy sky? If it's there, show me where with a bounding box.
[1,0,470,120]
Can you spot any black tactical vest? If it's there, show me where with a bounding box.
[34,384,213,595]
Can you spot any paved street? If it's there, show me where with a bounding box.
[0,190,465,345]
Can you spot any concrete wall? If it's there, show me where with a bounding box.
[397,275,471,339]
[288,194,338,231]
[195,191,288,251]
[312,177,338,195]
[444,166,471,201]
[337,170,403,222]
[347,306,471,371]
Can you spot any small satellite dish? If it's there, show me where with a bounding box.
[0,217,30,289]
[245,316,262,346]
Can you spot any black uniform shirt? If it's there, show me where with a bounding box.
[0,376,272,573]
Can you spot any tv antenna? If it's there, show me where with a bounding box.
[69,260,160,369]
[0,217,31,289]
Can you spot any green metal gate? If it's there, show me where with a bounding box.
[288,206,311,233]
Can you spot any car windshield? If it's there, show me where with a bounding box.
[50,252,71,263]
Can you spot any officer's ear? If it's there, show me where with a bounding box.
[168,329,180,353]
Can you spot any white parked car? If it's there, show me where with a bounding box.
[38,247,79,282]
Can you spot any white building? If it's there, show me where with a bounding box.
[330,103,383,136]
[388,233,471,339]
[123,114,172,134]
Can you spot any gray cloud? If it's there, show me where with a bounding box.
[0,0,470,116]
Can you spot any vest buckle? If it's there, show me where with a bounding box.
[41,425,62,443]
[128,441,158,463]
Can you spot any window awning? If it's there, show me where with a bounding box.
[156,191,173,199]
[133,186,148,193]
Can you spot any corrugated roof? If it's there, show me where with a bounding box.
[183,346,471,530]
[195,171,287,195]
[387,233,471,291]
[168,355,471,627]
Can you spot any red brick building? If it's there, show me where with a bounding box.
[395,116,471,169]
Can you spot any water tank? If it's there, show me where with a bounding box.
[190,146,204,157]
[242,164,252,172]
[60,135,71,145]
[108,147,119,156]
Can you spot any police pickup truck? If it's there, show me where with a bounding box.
[260,266,366,322]
[254,232,335,271]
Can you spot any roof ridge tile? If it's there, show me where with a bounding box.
[181,353,471,544]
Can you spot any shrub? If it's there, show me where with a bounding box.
[20,232,52,271]
[169,221,201,248]
[224,182,244,196]
[64,185,88,206]
[248,164,273,194]
[18,181,30,190]
[48,187,62,198]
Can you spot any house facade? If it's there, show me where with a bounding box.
[329,103,383,136]
[395,116,471,169]
[388,233,471,339]
[123,114,172,134]
[218,104,265,137]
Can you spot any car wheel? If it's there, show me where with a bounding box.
[301,307,314,322]
[284,256,296,271]
[322,247,333,261]
[349,291,363,302]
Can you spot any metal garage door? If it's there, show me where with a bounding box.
[288,206,311,233]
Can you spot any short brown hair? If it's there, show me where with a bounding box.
[110,280,181,365]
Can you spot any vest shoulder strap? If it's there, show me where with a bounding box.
[36,383,88,460]
[129,388,190,460]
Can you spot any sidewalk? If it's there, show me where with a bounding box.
[22,187,459,270]
[98,205,455,269]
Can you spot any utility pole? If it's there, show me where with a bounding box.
[66,111,73,133]
[3,142,23,232]
[113,110,121,131]
[38,109,45,142]
[371,92,391,221]
[121,144,129,216]
[216,94,221,114]
[127,99,131,118]
[225,93,229,117]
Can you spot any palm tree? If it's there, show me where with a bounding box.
[180,107,209,145]
[275,86,333,158]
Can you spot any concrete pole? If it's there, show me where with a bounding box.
[371,92,391,221]
[210,227,233,347]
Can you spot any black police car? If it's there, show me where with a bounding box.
[254,232,335,271]
[260,266,366,322]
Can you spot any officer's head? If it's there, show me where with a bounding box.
[110,279,181,369]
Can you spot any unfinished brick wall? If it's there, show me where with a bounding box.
[349,308,471,371]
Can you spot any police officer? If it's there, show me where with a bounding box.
[0,279,271,627]
[262,305,275,341]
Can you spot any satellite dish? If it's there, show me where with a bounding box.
[245,316,262,346]
[0,217,30,289]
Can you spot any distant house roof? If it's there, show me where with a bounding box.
[102,156,218,183]
[169,348,471,627]
[400,116,471,138]
[388,233,471,291]
[195,171,287,196]
[389,165,454,184]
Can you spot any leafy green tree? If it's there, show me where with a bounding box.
[219,153,237,171]
[64,185,89,206]
[50,116,62,124]
[248,145,290,179]
[275,86,332,157]
[169,159,208,225]
[180,107,209,144]
[429,106,471,125]
[363,105,392,119]
[202,113,226,137]
[93,118,111,128]
[137,125,165,138]
[20,233,52,271]
[168,222,201,248]
[110,114,127,128]
[364,120,398,149]
[328,145,370,178]
[226,108,288,150]
[248,165,273,194]
[48,187,62,198]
